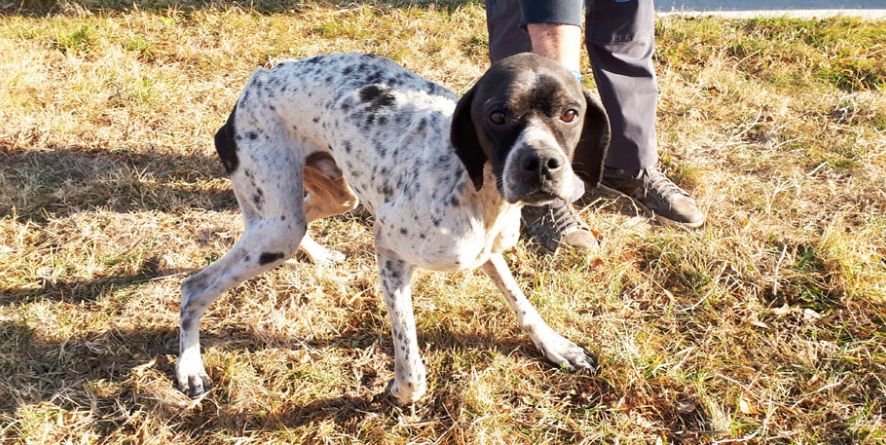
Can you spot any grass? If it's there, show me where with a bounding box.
[1,1,884,444]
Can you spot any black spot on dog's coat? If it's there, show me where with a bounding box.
[252,188,264,209]
[180,312,194,331]
[258,252,285,265]
[214,106,239,174]
[359,85,396,112]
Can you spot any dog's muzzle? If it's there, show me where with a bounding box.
[504,146,576,205]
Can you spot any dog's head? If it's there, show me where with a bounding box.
[451,53,610,206]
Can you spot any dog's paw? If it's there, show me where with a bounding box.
[531,329,597,371]
[175,359,212,398]
[311,249,346,265]
[299,236,346,265]
[385,378,426,405]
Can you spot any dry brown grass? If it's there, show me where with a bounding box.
[1,2,884,444]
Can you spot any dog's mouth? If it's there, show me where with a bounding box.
[503,180,570,205]
[520,189,566,205]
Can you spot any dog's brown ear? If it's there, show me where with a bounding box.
[451,85,487,191]
[572,89,611,187]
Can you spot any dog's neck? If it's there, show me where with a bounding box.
[460,164,522,230]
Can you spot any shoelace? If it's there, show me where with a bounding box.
[550,203,587,233]
[645,168,689,199]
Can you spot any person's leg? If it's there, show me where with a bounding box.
[485,0,601,253]
[485,0,532,62]
[585,0,657,170]
[585,0,704,228]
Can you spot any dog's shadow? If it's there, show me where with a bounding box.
[185,328,569,433]
[0,145,236,221]
[1,144,378,224]
[0,315,578,433]
[578,186,646,221]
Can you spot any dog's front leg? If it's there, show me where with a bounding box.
[481,253,596,370]
[376,247,427,404]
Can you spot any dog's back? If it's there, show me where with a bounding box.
[219,53,460,213]
[265,54,461,215]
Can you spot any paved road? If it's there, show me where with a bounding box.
[658,0,886,10]
[657,0,886,18]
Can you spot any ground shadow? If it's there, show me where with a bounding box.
[0,144,238,221]
[0,321,182,414]
[0,317,606,438]
[578,185,651,221]
[0,264,195,307]
[0,144,379,225]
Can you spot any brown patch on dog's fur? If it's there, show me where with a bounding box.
[303,151,359,222]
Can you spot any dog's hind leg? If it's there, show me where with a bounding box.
[176,219,306,396]
[297,151,359,265]
[481,253,596,371]
[177,118,309,397]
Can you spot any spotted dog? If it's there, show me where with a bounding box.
[176,52,610,404]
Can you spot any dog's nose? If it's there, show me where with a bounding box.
[521,152,563,178]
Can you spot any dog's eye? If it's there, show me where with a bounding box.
[489,111,506,125]
[560,109,579,123]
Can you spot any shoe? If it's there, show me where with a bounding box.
[600,166,705,229]
[522,201,600,254]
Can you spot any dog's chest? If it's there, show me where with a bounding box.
[321,106,520,269]
[375,195,522,271]
[329,131,521,270]
[357,162,520,271]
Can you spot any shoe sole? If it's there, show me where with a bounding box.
[597,184,705,230]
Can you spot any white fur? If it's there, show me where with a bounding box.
[175,53,594,404]
[502,124,577,204]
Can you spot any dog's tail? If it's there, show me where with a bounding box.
[214,105,239,174]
